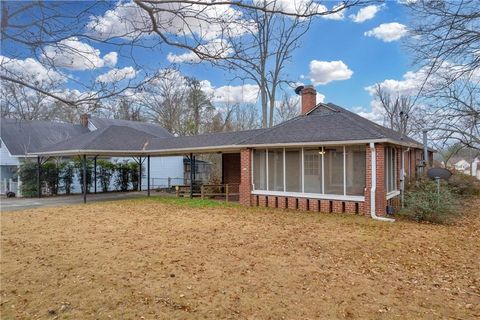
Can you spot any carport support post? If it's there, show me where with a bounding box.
[94,156,97,194]
[37,156,41,198]
[147,155,150,197]
[138,157,142,191]
[190,153,193,198]
[83,154,87,204]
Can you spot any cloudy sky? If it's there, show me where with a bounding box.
[1,1,417,121]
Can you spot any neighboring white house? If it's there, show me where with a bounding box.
[453,158,480,180]
[0,116,184,196]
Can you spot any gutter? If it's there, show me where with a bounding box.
[370,142,395,222]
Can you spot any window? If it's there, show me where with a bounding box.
[324,146,344,194]
[253,149,266,190]
[268,149,284,191]
[304,148,322,193]
[385,146,397,192]
[345,145,366,196]
[251,145,366,197]
[285,149,302,192]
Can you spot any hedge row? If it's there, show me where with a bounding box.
[18,159,141,197]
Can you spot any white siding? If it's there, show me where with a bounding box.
[0,138,20,166]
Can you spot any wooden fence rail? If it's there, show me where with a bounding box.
[175,183,240,202]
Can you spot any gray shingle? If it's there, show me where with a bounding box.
[89,117,172,138]
[0,118,89,156]
[37,125,156,153]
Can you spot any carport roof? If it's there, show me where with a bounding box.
[31,103,424,157]
[35,125,156,156]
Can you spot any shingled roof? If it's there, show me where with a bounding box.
[36,125,156,155]
[0,118,89,156]
[88,117,172,138]
[30,103,423,156]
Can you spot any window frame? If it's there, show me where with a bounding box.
[251,145,367,200]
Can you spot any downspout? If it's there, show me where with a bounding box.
[401,147,410,208]
[370,143,395,222]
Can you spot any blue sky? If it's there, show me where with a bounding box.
[1,1,415,117]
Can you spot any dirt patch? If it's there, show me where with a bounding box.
[1,197,479,319]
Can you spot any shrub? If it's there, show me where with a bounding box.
[115,161,130,191]
[18,161,38,197]
[448,172,480,196]
[400,179,459,224]
[42,162,59,195]
[97,160,115,192]
[59,162,75,195]
[129,162,140,191]
[74,158,93,193]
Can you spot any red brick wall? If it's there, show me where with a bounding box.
[239,149,252,206]
[222,153,240,199]
[222,153,241,185]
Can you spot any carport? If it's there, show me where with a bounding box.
[31,125,254,203]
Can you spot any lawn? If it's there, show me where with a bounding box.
[1,197,479,319]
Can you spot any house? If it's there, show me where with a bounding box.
[32,85,431,218]
[454,159,471,173]
[0,117,184,195]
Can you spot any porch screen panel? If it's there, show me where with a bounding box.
[304,148,322,193]
[253,149,267,190]
[345,145,366,196]
[268,149,284,191]
[285,149,302,192]
[385,147,397,192]
[324,146,344,194]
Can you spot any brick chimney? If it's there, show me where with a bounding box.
[300,85,317,115]
[80,113,89,127]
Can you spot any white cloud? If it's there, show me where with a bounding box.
[349,5,383,23]
[87,0,249,41]
[103,52,118,67]
[320,3,346,20]
[0,55,64,85]
[96,66,137,83]
[201,80,259,104]
[309,60,353,85]
[167,39,233,63]
[364,22,408,42]
[42,37,117,70]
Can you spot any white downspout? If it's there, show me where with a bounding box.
[370,142,395,222]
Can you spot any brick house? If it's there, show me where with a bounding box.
[33,86,430,218]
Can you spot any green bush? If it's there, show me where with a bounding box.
[74,158,93,193]
[448,172,480,196]
[129,162,140,191]
[42,162,59,195]
[18,161,38,197]
[59,162,75,195]
[400,180,459,224]
[97,159,115,192]
[114,161,130,191]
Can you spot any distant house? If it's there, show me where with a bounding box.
[0,116,184,195]
[31,85,432,219]
[454,159,471,172]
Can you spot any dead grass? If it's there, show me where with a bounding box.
[1,196,479,319]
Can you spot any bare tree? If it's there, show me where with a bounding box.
[134,0,367,128]
[275,92,299,124]
[373,84,415,137]
[406,0,480,83]
[420,72,480,151]
[1,0,367,110]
